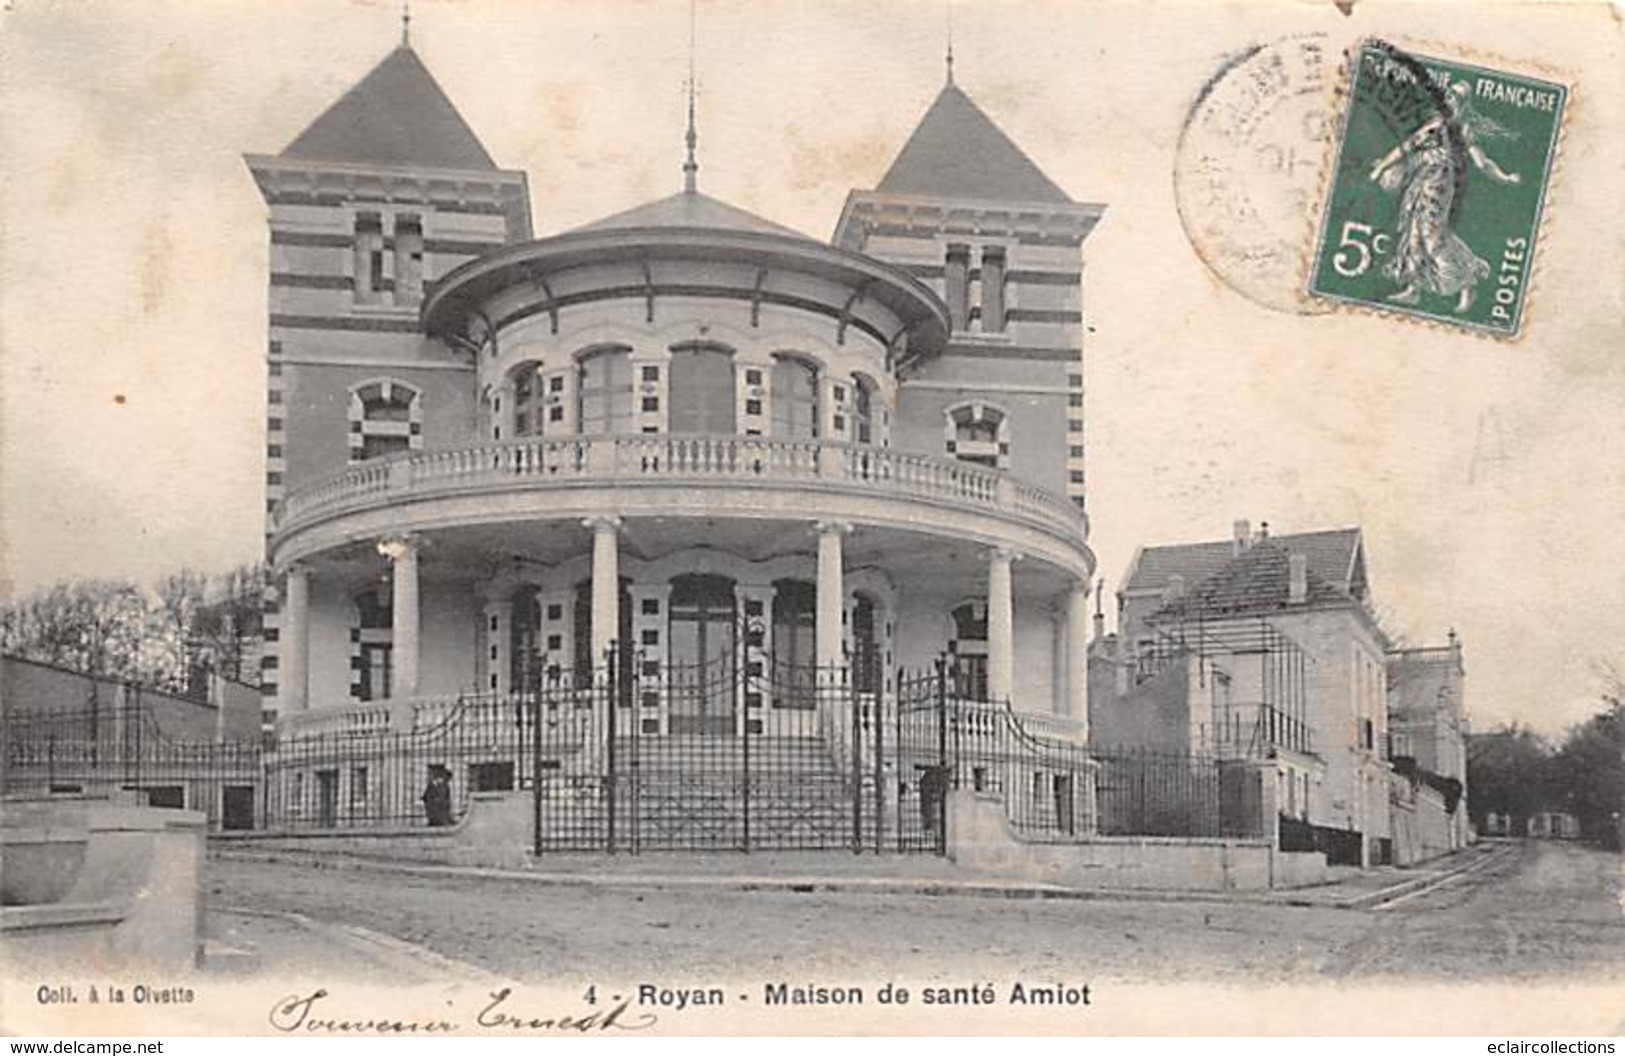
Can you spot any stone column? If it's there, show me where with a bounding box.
[379,537,420,700]
[987,547,1016,705]
[1066,580,1091,739]
[281,565,311,713]
[587,516,622,667]
[815,522,848,677]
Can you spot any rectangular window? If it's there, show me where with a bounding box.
[394,215,424,304]
[945,244,972,331]
[981,247,1007,333]
[353,214,384,304]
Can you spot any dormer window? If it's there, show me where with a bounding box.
[944,403,1008,468]
[349,379,421,462]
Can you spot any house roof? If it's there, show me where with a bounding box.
[1388,646,1463,720]
[572,189,809,240]
[281,45,497,170]
[1150,541,1351,623]
[1126,528,1366,599]
[875,81,1073,205]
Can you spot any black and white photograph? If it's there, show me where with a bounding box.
[1,0,1621,1039]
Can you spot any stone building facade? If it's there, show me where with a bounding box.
[247,39,1103,839]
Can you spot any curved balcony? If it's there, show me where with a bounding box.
[270,435,1089,569]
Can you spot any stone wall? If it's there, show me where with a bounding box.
[946,789,1326,891]
[1,798,206,970]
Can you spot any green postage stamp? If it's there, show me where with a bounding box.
[1309,40,1566,336]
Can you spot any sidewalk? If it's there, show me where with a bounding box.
[209,840,1510,911]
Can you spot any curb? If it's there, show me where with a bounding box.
[1341,844,1516,910]
[211,846,1328,909]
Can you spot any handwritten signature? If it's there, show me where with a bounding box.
[268,987,659,1034]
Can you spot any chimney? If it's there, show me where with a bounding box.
[1288,552,1308,604]
[1163,574,1186,605]
[1232,519,1251,555]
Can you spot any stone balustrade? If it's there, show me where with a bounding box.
[271,434,1084,543]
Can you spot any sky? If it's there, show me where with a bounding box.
[1,0,1621,737]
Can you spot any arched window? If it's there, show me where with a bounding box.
[577,345,634,435]
[349,380,421,462]
[949,601,988,701]
[852,375,878,445]
[668,342,736,433]
[771,579,816,709]
[945,403,1007,468]
[771,355,819,439]
[510,363,547,437]
[354,589,393,702]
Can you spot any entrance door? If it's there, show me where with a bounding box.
[668,574,737,735]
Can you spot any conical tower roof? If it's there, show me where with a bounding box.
[281,45,496,170]
[877,82,1071,204]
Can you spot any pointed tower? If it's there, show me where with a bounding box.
[244,36,529,726]
[834,72,1104,513]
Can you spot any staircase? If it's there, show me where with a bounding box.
[609,734,865,851]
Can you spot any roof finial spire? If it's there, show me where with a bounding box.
[682,0,699,193]
[945,0,955,84]
[401,1,411,47]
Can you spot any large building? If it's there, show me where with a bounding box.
[246,34,1104,847]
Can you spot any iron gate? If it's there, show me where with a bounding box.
[524,644,905,853]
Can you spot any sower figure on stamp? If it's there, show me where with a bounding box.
[422,764,453,827]
[1369,80,1521,313]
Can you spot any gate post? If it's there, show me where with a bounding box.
[872,657,886,854]
[605,644,617,855]
[740,624,751,852]
[934,656,949,854]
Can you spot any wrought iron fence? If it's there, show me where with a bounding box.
[4,650,1251,850]
[3,705,262,830]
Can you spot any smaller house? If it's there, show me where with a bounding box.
[1092,521,1392,866]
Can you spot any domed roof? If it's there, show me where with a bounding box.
[573,189,810,241]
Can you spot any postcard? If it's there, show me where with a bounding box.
[1,0,1621,1038]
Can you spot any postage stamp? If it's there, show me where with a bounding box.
[1308,40,1567,336]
